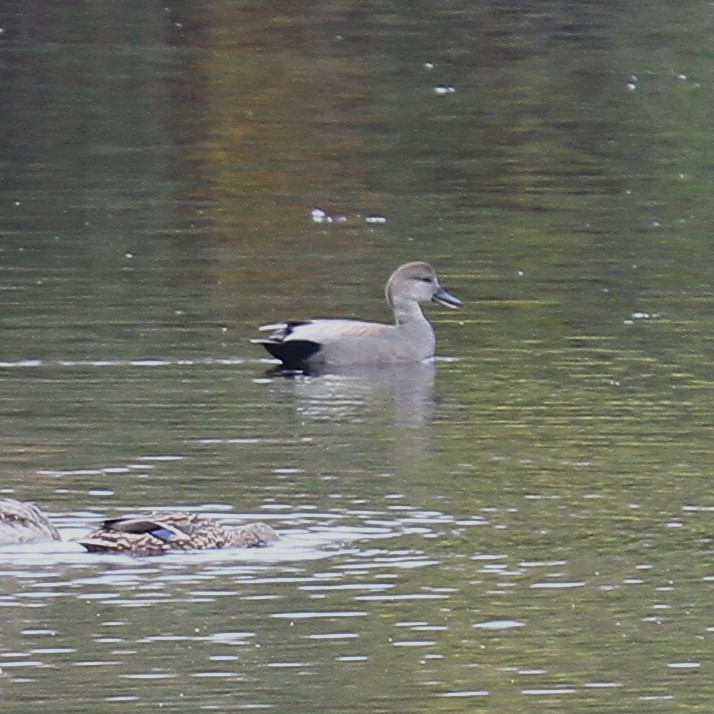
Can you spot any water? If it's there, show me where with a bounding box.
[0,0,712,711]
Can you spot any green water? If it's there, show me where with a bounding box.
[0,1,711,711]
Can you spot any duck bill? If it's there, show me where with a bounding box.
[432,287,462,309]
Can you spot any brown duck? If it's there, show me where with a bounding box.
[79,512,279,555]
[0,498,61,545]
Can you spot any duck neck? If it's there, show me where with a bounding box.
[392,299,427,325]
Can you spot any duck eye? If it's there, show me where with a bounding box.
[416,276,433,283]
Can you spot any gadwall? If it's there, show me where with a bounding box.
[0,498,61,545]
[254,261,461,369]
[79,512,279,555]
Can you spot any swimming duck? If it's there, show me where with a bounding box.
[0,498,61,545]
[253,261,461,370]
[79,512,279,555]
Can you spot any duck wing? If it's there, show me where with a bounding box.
[100,516,193,542]
[79,513,198,554]
[254,319,393,368]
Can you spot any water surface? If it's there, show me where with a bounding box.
[0,1,712,711]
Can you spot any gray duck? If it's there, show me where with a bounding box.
[253,261,461,370]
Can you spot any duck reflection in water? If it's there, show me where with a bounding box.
[262,361,437,430]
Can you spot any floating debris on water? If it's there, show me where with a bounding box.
[624,311,661,324]
[310,207,329,224]
[310,207,346,225]
[433,85,456,95]
[310,208,385,226]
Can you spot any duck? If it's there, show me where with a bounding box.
[0,498,61,545]
[253,261,461,370]
[78,512,279,555]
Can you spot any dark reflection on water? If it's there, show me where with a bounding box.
[1,0,713,711]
